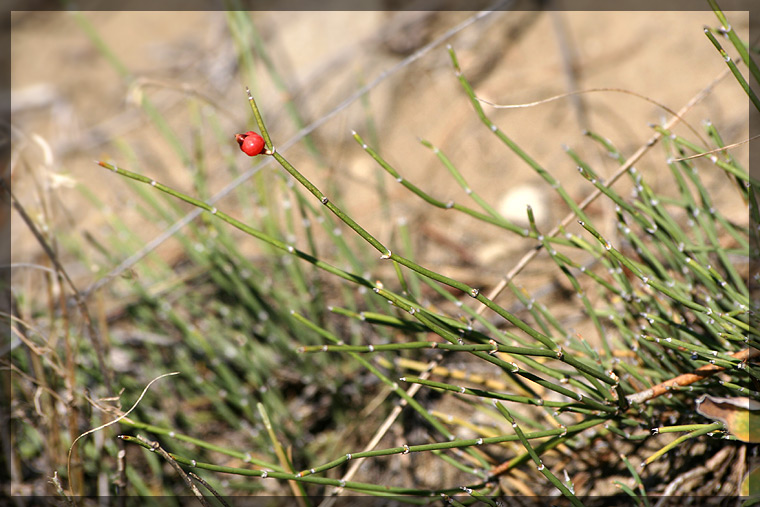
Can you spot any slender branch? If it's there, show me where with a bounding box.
[626,347,758,405]
[134,435,210,507]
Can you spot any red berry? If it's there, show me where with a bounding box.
[235,131,265,156]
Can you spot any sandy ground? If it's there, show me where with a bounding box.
[11,9,749,273]
[11,9,751,341]
[9,8,752,497]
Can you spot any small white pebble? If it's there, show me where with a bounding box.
[497,183,551,228]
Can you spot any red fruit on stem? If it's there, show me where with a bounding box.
[235,131,265,156]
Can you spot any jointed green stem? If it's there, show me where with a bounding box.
[243,87,569,351]
[120,414,608,488]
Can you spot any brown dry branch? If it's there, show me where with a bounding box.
[626,347,758,405]
[476,65,733,315]
[134,435,209,507]
[3,179,115,394]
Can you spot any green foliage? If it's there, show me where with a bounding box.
[9,6,755,505]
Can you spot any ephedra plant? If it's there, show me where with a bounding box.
[11,6,755,506]
[103,32,755,507]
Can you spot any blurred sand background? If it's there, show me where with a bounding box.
[11,9,749,288]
